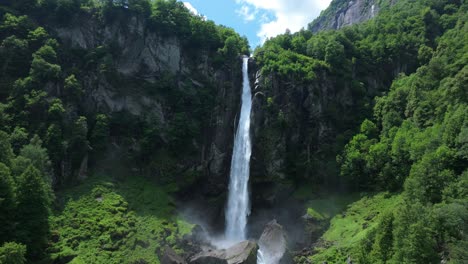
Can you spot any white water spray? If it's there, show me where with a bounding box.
[225,57,253,242]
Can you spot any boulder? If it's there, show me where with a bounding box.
[225,240,258,264]
[190,241,258,264]
[161,246,187,264]
[258,220,292,264]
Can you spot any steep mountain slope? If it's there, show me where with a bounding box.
[0,1,249,262]
[252,0,467,262]
[0,0,466,263]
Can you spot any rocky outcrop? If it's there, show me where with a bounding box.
[309,0,395,33]
[160,247,187,264]
[55,14,184,78]
[258,220,293,264]
[190,241,258,264]
[77,154,88,181]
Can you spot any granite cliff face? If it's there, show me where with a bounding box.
[309,0,395,32]
[50,12,243,209]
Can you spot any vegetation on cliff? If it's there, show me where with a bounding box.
[0,0,248,262]
[254,0,467,262]
[0,0,466,263]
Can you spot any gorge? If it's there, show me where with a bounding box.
[0,0,466,263]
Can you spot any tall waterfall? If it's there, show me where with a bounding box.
[225,57,253,241]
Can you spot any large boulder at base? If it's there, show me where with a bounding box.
[190,241,258,264]
[161,246,187,264]
[258,220,292,264]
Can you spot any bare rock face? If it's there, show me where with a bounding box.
[309,0,394,33]
[160,246,187,264]
[53,10,243,210]
[190,241,258,264]
[77,154,88,181]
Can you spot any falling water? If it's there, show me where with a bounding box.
[257,249,265,264]
[225,57,253,242]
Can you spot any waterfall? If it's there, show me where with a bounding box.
[225,57,253,242]
[257,249,265,264]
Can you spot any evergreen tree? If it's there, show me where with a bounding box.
[15,165,51,259]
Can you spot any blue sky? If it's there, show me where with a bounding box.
[182,0,332,48]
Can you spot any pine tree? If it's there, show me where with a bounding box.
[0,163,16,244]
[15,165,52,259]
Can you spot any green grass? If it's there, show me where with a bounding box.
[49,174,194,264]
[308,192,402,263]
[305,193,361,221]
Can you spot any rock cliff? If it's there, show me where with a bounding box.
[309,0,396,32]
[49,11,244,222]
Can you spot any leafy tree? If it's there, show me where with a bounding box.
[47,98,65,124]
[405,145,456,204]
[338,133,376,189]
[56,0,80,25]
[70,116,89,171]
[29,44,61,81]
[0,14,34,39]
[325,38,345,67]
[418,45,434,65]
[392,202,438,263]
[0,36,30,92]
[443,170,468,202]
[9,127,28,155]
[369,212,394,262]
[15,166,52,259]
[18,135,53,185]
[27,27,48,50]
[0,242,27,264]
[0,163,16,244]
[45,124,65,180]
[90,114,109,154]
[128,0,151,17]
[12,0,38,12]
[0,131,14,166]
[63,74,83,101]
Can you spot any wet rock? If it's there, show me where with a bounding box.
[258,220,293,264]
[161,246,187,264]
[190,241,258,264]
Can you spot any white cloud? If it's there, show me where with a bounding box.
[183,2,199,16]
[235,0,332,43]
[236,5,257,22]
[183,2,208,20]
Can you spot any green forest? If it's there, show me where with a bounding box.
[0,0,466,263]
